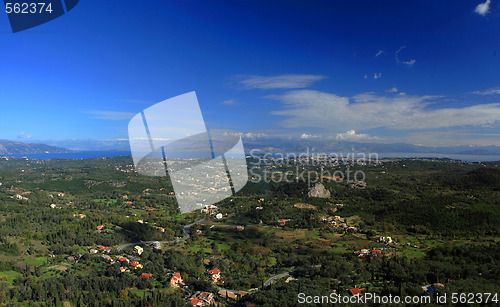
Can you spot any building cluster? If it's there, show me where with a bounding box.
[89,245,111,254]
[349,180,367,189]
[279,219,292,226]
[421,282,445,293]
[354,248,383,259]
[14,194,29,201]
[170,272,183,288]
[378,235,393,244]
[189,292,214,306]
[134,245,143,255]
[217,290,249,300]
[206,267,221,283]
[201,204,219,214]
[323,216,358,232]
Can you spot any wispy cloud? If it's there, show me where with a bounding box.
[86,111,136,120]
[336,130,379,141]
[375,50,384,57]
[116,99,154,104]
[222,99,241,106]
[269,90,500,131]
[223,131,269,139]
[474,0,491,16]
[402,59,416,66]
[387,87,398,93]
[395,45,406,54]
[363,74,368,79]
[374,73,382,79]
[234,74,326,89]
[244,132,268,139]
[395,45,416,66]
[130,137,171,141]
[472,88,500,95]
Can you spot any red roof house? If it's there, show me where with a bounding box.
[170,272,183,288]
[347,288,366,296]
[206,268,221,282]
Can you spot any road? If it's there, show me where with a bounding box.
[264,271,293,287]
[216,270,294,295]
[117,218,205,251]
[117,218,295,294]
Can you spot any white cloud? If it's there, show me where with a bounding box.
[375,50,384,57]
[87,111,136,120]
[235,74,326,89]
[387,87,398,93]
[17,132,32,139]
[244,132,268,139]
[474,0,491,15]
[130,137,171,141]
[269,89,500,131]
[336,130,378,141]
[472,88,500,95]
[300,133,320,139]
[374,73,382,79]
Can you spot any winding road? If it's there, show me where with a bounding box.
[117,218,205,251]
[263,271,293,287]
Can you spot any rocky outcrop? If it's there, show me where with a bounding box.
[308,183,331,198]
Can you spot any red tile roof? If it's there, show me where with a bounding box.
[207,268,220,275]
[348,288,366,296]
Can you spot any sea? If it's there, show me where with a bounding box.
[4,151,132,160]
[3,151,500,162]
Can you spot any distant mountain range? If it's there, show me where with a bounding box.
[8,138,500,156]
[0,139,73,155]
[37,139,131,151]
[242,138,500,156]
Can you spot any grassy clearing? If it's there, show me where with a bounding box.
[189,246,212,253]
[216,243,231,251]
[24,256,48,266]
[94,198,118,204]
[0,270,21,285]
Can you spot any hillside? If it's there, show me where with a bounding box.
[0,139,73,155]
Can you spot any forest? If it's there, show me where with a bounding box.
[0,155,498,306]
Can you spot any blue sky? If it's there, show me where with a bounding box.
[1,0,500,147]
